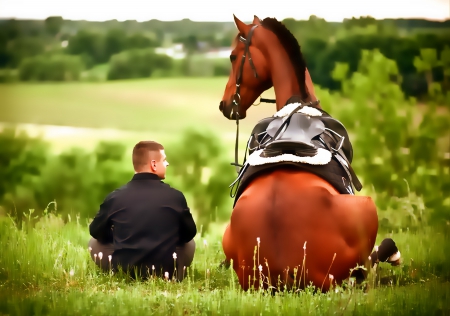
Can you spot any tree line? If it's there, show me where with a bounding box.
[0,16,449,101]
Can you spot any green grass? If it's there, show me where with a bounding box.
[0,214,449,315]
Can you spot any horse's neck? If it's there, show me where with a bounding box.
[266,45,317,110]
[269,54,300,110]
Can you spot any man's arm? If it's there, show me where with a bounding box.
[89,194,114,243]
[176,191,197,243]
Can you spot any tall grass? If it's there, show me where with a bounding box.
[1,211,449,315]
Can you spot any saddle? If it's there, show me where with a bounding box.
[230,102,362,200]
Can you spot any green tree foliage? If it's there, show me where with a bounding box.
[165,129,235,234]
[104,29,127,60]
[0,129,48,212]
[44,16,63,37]
[6,37,46,68]
[19,54,84,81]
[126,33,158,49]
[332,50,450,227]
[67,30,106,64]
[107,48,172,80]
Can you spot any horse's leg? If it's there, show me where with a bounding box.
[220,224,233,269]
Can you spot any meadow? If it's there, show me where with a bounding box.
[1,77,449,315]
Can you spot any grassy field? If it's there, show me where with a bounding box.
[0,214,449,315]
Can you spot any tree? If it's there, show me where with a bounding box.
[414,48,441,96]
[44,16,64,37]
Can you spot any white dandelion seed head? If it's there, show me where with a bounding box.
[69,269,74,276]
[183,266,186,270]
[88,247,92,253]
[375,246,379,252]
[203,239,208,246]
[164,272,169,279]
[98,252,103,260]
[108,255,112,262]
[152,265,155,270]
[329,274,334,280]
[94,253,97,259]
[257,237,260,244]
[173,252,177,259]
[258,264,262,272]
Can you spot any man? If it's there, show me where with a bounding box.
[88,141,197,281]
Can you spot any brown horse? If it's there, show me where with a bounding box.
[219,16,400,292]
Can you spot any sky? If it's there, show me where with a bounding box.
[0,0,449,22]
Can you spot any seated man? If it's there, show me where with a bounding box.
[88,141,197,281]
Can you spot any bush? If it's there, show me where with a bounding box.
[107,48,173,80]
[331,50,450,228]
[18,54,84,81]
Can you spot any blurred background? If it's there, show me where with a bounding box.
[0,0,449,235]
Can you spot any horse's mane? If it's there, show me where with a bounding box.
[260,18,308,99]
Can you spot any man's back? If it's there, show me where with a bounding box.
[89,172,197,277]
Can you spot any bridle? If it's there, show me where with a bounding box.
[231,25,266,173]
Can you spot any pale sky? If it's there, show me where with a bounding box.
[0,0,448,22]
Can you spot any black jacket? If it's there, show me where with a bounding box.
[89,172,197,277]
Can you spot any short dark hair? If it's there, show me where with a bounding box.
[132,141,164,171]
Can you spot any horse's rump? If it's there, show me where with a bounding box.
[225,169,378,291]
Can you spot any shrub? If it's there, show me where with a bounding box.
[18,54,84,81]
[107,48,173,80]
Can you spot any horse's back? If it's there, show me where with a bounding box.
[223,168,378,291]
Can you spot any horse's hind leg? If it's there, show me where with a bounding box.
[221,224,234,269]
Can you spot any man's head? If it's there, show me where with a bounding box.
[132,141,169,179]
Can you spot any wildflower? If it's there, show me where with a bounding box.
[69,269,74,276]
[173,252,177,259]
[88,247,92,253]
[203,239,208,247]
[375,245,379,252]
[258,264,262,272]
[98,252,103,260]
[257,237,260,245]
[94,253,97,261]
[329,274,334,281]
[152,265,155,271]
[108,255,112,262]
[164,272,169,280]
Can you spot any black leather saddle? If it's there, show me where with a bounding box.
[233,103,362,194]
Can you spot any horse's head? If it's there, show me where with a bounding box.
[219,15,273,120]
[219,15,319,120]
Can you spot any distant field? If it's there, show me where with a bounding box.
[0,77,277,133]
[0,77,280,151]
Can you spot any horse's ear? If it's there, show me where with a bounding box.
[233,14,249,33]
[252,15,262,25]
